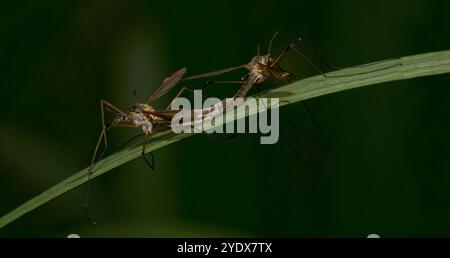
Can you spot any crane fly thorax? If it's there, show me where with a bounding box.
[126,103,155,134]
[247,55,274,83]
[249,55,272,66]
[129,103,155,113]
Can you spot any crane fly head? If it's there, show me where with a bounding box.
[112,113,129,125]
[250,54,273,67]
[110,104,155,125]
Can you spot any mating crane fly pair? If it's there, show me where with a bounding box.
[82,33,398,224]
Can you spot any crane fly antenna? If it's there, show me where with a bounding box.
[268,31,279,55]
[133,90,140,102]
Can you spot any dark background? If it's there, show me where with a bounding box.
[1,0,450,237]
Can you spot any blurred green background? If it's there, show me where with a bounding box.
[1,0,450,237]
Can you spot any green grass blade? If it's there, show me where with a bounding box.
[1,50,450,229]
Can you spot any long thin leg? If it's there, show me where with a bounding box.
[84,175,96,224]
[298,37,403,70]
[252,85,326,151]
[166,86,208,109]
[111,124,155,170]
[272,39,400,78]
[293,45,401,78]
[271,40,328,77]
[83,123,154,226]
[88,100,116,170]
[114,125,155,170]
[271,41,297,68]
[141,134,154,170]
[84,100,113,225]
[251,83,315,128]
[200,80,246,97]
[83,99,130,224]
[249,84,308,164]
[206,80,246,85]
[252,76,315,124]
[301,101,315,123]
[280,129,308,164]
[293,37,333,70]
[121,133,145,149]
[182,64,247,81]
[101,99,127,116]
[279,113,330,149]
[83,124,107,225]
[87,99,128,173]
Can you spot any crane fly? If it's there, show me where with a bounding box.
[181,32,401,163]
[82,67,187,224]
[183,32,399,101]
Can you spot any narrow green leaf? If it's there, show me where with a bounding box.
[1,50,450,229]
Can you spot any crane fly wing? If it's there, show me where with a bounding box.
[182,64,247,81]
[154,109,183,120]
[267,66,296,81]
[144,109,182,123]
[146,67,187,104]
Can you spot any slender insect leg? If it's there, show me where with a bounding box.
[291,37,333,70]
[201,80,246,98]
[280,39,401,78]
[84,100,129,224]
[271,41,297,68]
[182,64,247,81]
[88,99,128,173]
[88,100,112,171]
[252,85,327,149]
[301,101,315,123]
[270,40,329,78]
[141,133,155,170]
[249,85,308,163]
[206,80,245,85]
[292,37,402,69]
[108,123,154,170]
[280,130,308,165]
[121,133,145,149]
[84,122,140,224]
[166,86,207,109]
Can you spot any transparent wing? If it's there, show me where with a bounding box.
[146,67,187,104]
[144,109,182,122]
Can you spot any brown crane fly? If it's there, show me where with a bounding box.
[82,67,191,224]
[181,33,399,163]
